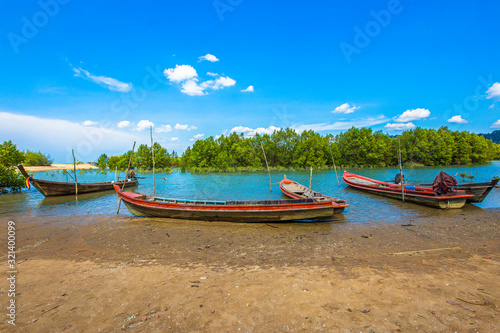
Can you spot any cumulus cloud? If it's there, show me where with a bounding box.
[448,115,468,124]
[230,125,280,136]
[486,82,500,99]
[156,124,173,133]
[491,120,500,128]
[207,72,219,77]
[393,108,430,122]
[181,79,206,96]
[72,66,132,92]
[175,123,197,130]
[198,54,219,62]
[332,103,360,114]
[136,120,154,131]
[170,137,180,142]
[293,116,388,133]
[385,122,416,131]
[241,85,254,93]
[211,76,236,90]
[82,120,98,126]
[117,120,131,128]
[190,133,205,141]
[164,65,198,83]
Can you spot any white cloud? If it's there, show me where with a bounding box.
[489,104,495,110]
[117,120,131,128]
[486,82,500,99]
[181,79,206,96]
[211,76,236,90]
[332,103,360,114]
[82,120,98,126]
[0,111,142,162]
[136,120,154,131]
[293,116,388,133]
[241,85,254,93]
[175,123,197,130]
[190,133,205,141]
[393,108,430,122]
[72,66,132,92]
[207,72,219,77]
[198,54,219,62]
[447,115,468,124]
[170,137,180,142]
[491,120,500,128]
[385,122,416,131]
[230,125,280,136]
[163,65,198,83]
[156,124,173,133]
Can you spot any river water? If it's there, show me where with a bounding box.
[1,162,499,224]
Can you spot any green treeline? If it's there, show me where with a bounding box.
[180,127,500,171]
[0,141,53,191]
[97,143,180,172]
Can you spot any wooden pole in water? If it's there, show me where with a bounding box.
[328,139,340,186]
[260,142,272,193]
[151,126,156,197]
[114,166,117,182]
[117,141,136,214]
[309,167,313,189]
[398,138,405,203]
[72,149,78,196]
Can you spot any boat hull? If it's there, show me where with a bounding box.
[116,188,340,222]
[343,172,473,209]
[17,164,138,197]
[279,179,348,214]
[453,180,498,203]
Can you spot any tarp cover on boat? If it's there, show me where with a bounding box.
[432,171,457,195]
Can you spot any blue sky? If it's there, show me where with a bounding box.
[1,0,500,162]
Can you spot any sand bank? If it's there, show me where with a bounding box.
[23,164,98,172]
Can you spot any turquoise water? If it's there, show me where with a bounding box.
[1,162,499,223]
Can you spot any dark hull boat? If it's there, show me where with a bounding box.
[18,164,138,197]
[342,171,474,209]
[279,177,349,215]
[419,179,498,203]
[114,185,341,222]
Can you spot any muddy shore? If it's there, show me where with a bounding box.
[0,209,499,332]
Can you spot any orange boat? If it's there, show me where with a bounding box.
[279,177,348,215]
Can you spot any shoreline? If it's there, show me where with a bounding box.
[0,209,498,331]
[22,163,98,172]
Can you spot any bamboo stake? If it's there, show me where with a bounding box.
[309,167,313,189]
[72,149,78,196]
[398,138,405,203]
[151,126,156,197]
[114,166,117,182]
[260,142,272,193]
[328,140,340,186]
[117,141,136,214]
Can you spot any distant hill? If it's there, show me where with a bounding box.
[478,130,500,144]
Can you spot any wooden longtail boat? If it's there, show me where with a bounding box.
[114,185,342,222]
[418,179,498,203]
[342,171,474,209]
[279,177,349,215]
[17,164,138,197]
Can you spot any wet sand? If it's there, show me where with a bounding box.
[23,164,98,173]
[0,209,499,332]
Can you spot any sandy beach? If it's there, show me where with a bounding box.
[0,207,499,332]
[22,164,98,173]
